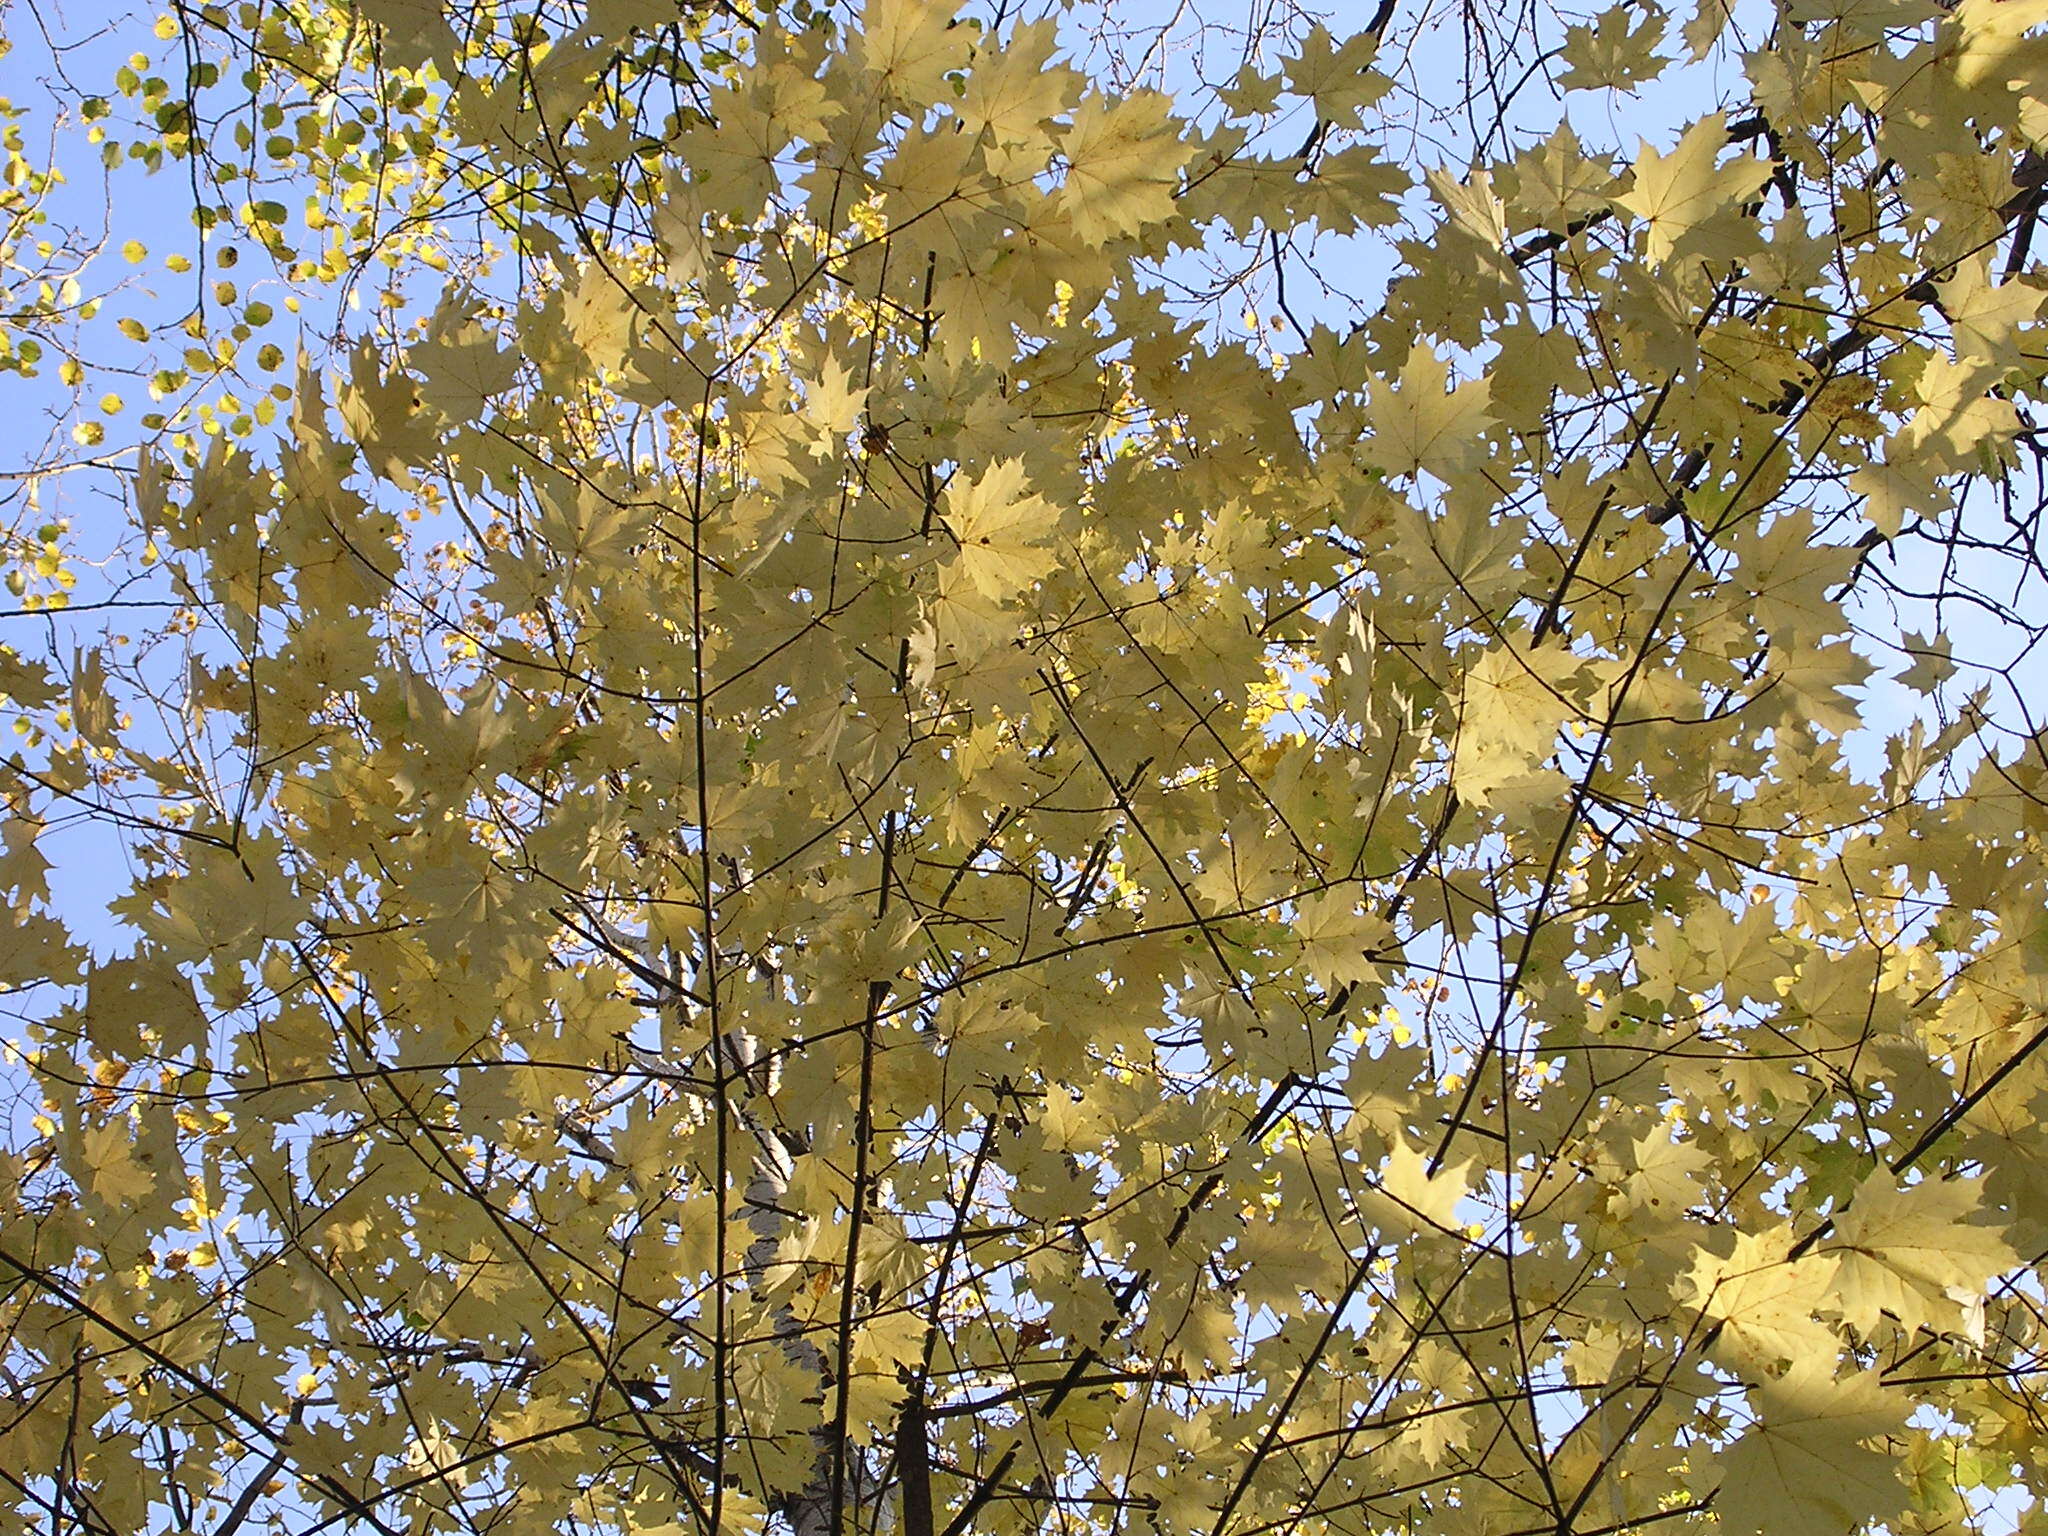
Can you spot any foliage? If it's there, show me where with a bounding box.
[1,1,2046,1535]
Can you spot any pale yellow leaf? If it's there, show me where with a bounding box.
[1056,91,1189,244]
[1361,344,1493,480]
[939,459,1058,600]
[1451,643,1574,810]
[1825,1176,2017,1336]
[1716,1363,1905,1536]
[1356,1138,1474,1239]
[83,1118,163,1206]
[860,0,971,104]
[961,20,1081,148]
[1682,1227,1841,1371]
[1612,114,1770,265]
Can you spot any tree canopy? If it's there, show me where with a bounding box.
[1,1,2047,1535]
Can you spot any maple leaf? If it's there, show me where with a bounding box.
[800,357,872,453]
[354,0,452,69]
[1682,1228,1841,1371]
[86,953,211,1059]
[1937,255,2046,369]
[1555,3,1669,90]
[1217,64,1285,115]
[1612,113,1770,265]
[338,339,436,487]
[1823,1176,2018,1337]
[1622,1128,1712,1220]
[68,646,113,745]
[540,484,642,576]
[563,263,638,369]
[1679,0,1736,58]
[939,459,1059,600]
[1850,451,1949,539]
[0,646,58,709]
[1292,889,1391,991]
[1282,24,1391,123]
[1699,898,1792,1007]
[1508,123,1612,232]
[1715,1363,1907,1536]
[859,0,971,104]
[1950,0,2048,101]
[415,319,520,422]
[82,1118,164,1206]
[1450,643,1575,810]
[1907,352,2022,469]
[1056,91,1189,244]
[0,911,80,988]
[1293,144,1410,232]
[1894,630,1956,694]
[1742,510,1854,640]
[1355,1139,1476,1240]
[1361,344,1493,480]
[961,20,1081,149]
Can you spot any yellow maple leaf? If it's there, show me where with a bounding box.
[1824,1175,2017,1338]
[860,0,970,105]
[1849,450,1947,539]
[1282,23,1391,122]
[1293,889,1391,991]
[1907,353,2022,471]
[800,357,872,453]
[1715,1363,1905,1536]
[961,20,1081,149]
[1450,643,1574,810]
[563,263,637,369]
[354,0,451,69]
[1612,113,1770,266]
[1622,1128,1712,1221]
[1555,3,1667,90]
[1681,1227,1841,1371]
[939,459,1059,601]
[1952,0,2048,90]
[1936,254,2046,370]
[415,321,520,422]
[1356,1138,1475,1240]
[1361,344,1493,480]
[1056,91,1189,244]
[83,1118,163,1206]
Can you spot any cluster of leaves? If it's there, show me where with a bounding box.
[1,1,2047,1536]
